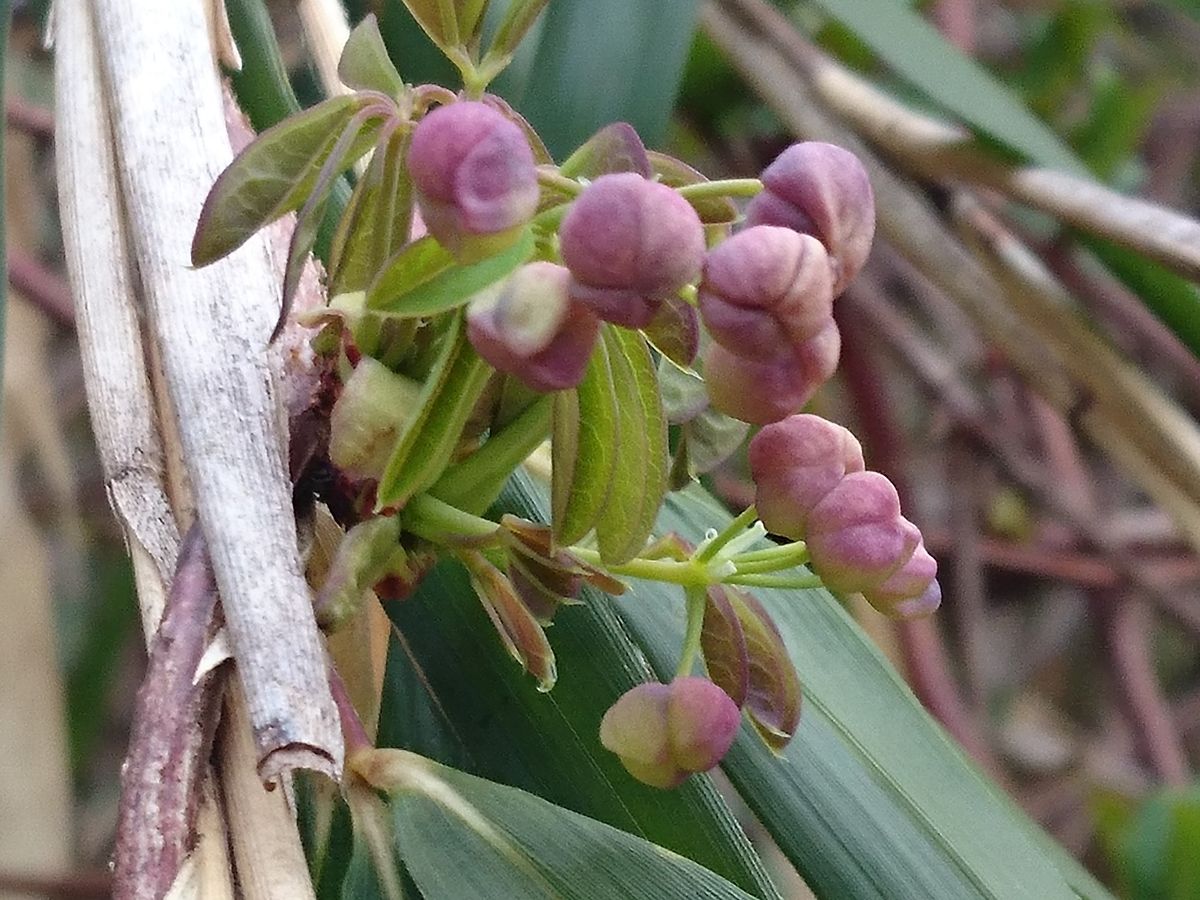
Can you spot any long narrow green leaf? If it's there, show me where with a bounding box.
[377,482,781,897]
[616,485,1114,900]
[377,751,757,899]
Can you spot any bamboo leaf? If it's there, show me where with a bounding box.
[359,750,758,900]
[191,94,386,265]
[367,228,536,318]
[595,327,668,565]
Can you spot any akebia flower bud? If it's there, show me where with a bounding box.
[864,535,941,619]
[699,226,834,362]
[467,262,600,392]
[745,142,875,295]
[749,414,865,540]
[703,320,840,425]
[805,471,920,594]
[560,173,706,328]
[408,100,538,262]
[600,677,741,789]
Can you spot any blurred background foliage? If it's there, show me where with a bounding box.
[8,0,1200,897]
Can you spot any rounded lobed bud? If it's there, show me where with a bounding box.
[467,262,600,392]
[408,101,538,262]
[864,534,941,619]
[703,320,840,425]
[560,173,706,328]
[805,471,919,593]
[749,414,865,540]
[745,142,875,295]
[600,677,741,789]
[699,226,834,362]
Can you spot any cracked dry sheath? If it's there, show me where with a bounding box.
[113,525,225,900]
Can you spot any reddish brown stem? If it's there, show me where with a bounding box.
[113,524,227,900]
[8,251,74,328]
[6,97,54,137]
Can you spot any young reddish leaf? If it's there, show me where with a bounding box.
[329,126,413,296]
[642,295,700,368]
[279,110,387,337]
[367,227,536,318]
[559,122,652,180]
[595,327,669,565]
[551,339,618,546]
[725,587,802,752]
[647,151,739,228]
[481,95,554,166]
[461,550,557,691]
[191,93,388,266]
[338,14,406,97]
[701,587,750,708]
[375,313,494,510]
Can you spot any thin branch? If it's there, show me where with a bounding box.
[113,524,226,900]
[8,250,73,328]
[6,97,54,137]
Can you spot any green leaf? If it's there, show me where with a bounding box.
[810,0,1085,175]
[1102,785,1200,900]
[360,750,758,899]
[507,0,704,157]
[376,314,494,510]
[330,127,413,295]
[558,122,652,179]
[484,0,551,63]
[377,476,780,897]
[191,94,386,266]
[642,296,700,369]
[615,485,1114,900]
[339,13,406,97]
[551,342,618,546]
[367,228,536,318]
[595,327,668,564]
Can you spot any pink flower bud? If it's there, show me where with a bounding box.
[600,677,741,789]
[749,414,865,539]
[408,101,539,262]
[699,226,834,362]
[805,472,920,593]
[703,320,840,425]
[467,262,600,392]
[745,142,875,295]
[864,534,941,618]
[560,173,706,327]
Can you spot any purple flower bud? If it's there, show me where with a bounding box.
[467,262,600,392]
[864,533,941,618]
[749,414,865,539]
[600,677,741,789]
[703,320,841,425]
[560,173,706,328]
[408,101,538,262]
[805,471,920,593]
[699,226,833,362]
[745,142,875,295]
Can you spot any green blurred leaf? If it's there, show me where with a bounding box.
[191,94,384,265]
[507,0,704,157]
[365,750,758,899]
[595,327,669,565]
[551,343,617,546]
[376,314,493,509]
[377,479,781,897]
[484,0,551,63]
[1070,69,1160,183]
[1102,785,1200,900]
[809,0,1085,174]
[368,228,536,317]
[340,13,407,97]
[616,486,1114,900]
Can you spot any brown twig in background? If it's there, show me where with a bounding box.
[6,97,54,138]
[113,523,227,900]
[8,250,74,328]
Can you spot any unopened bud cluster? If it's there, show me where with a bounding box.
[750,414,940,618]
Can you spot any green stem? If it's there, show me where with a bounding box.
[676,178,763,201]
[730,543,810,575]
[676,587,708,678]
[402,494,500,544]
[537,168,584,197]
[695,506,758,563]
[428,395,554,512]
[570,547,709,588]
